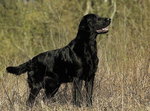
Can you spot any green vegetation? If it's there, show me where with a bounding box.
[0,0,149,110]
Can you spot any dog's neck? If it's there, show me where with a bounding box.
[76,30,98,41]
[69,30,98,56]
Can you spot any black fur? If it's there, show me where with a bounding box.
[6,14,111,107]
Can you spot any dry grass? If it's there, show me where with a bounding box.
[0,0,150,111]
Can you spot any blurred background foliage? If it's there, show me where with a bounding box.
[0,0,149,72]
[0,0,150,110]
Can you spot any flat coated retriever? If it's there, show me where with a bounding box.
[6,14,111,107]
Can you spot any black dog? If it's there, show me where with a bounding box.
[6,14,111,107]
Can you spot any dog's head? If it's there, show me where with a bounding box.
[79,14,111,34]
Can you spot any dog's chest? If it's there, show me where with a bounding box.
[82,44,98,70]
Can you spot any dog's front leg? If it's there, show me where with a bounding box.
[72,77,83,107]
[85,75,95,107]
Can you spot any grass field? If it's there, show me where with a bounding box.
[0,0,150,111]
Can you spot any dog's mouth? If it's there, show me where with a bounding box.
[96,26,109,33]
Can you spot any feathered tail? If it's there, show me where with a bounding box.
[6,61,31,75]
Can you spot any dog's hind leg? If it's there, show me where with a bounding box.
[26,87,41,107]
[26,71,42,107]
[43,73,60,103]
